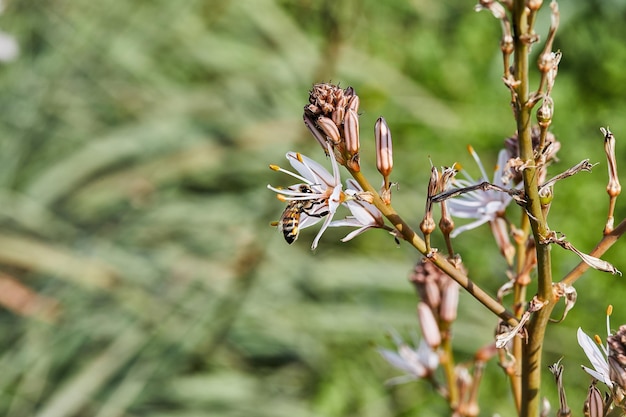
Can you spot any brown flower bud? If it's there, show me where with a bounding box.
[347,95,360,113]
[409,260,443,310]
[375,117,393,178]
[331,105,345,127]
[344,109,360,156]
[317,116,341,144]
[583,383,603,417]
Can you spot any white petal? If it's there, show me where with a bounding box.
[493,149,511,187]
[287,152,335,187]
[339,226,371,242]
[577,328,612,387]
[449,217,491,237]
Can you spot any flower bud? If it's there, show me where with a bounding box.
[375,117,393,178]
[440,280,459,323]
[417,302,441,349]
[317,116,341,144]
[303,113,330,155]
[409,260,442,310]
[584,383,603,417]
[344,109,360,156]
[347,95,360,113]
[331,104,345,127]
[527,0,543,12]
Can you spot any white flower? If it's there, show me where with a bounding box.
[378,329,439,385]
[578,328,613,388]
[329,179,384,242]
[578,311,614,389]
[446,147,513,237]
[268,142,344,250]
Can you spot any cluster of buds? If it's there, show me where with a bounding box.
[304,84,361,171]
[304,83,394,203]
[607,325,626,407]
[410,258,462,349]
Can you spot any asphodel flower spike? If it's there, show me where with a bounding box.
[375,116,393,204]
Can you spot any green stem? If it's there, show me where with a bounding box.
[511,2,556,416]
[440,322,458,407]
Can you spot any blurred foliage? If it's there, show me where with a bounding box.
[0,0,625,416]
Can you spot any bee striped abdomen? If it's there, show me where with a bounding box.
[279,202,304,244]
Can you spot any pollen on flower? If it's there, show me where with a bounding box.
[269,164,281,171]
[276,194,287,202]
[296,153,304,163]
[608,305,614,316]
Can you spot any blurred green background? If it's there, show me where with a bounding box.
[1,1,626,416]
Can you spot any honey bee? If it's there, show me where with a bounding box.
[278,185,327,244]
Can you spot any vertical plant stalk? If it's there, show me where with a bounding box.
[511,2,557,416]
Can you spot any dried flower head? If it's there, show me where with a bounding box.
[504,126,561,184]
[305,83,355,120]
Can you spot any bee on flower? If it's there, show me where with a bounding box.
[268,142,387,249]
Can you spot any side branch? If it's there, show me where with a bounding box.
[349,169,519,327]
